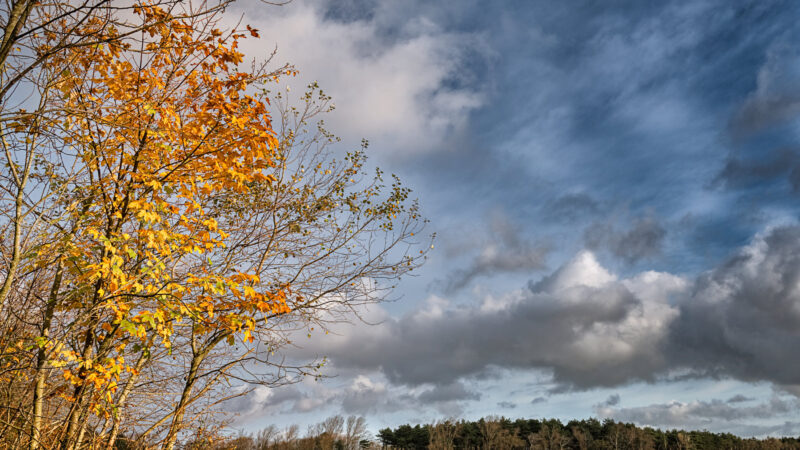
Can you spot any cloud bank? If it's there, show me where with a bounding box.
[305,251,686,390]
[299,225,800,394]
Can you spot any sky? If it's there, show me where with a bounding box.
[223,0,800,438]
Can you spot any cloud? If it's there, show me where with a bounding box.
[234,372,485,418]
[712,149,800,192]
[531,396,548,405]
[235,0,485,157]
[603,394,621,407]
[441,214,548,292]
[668,225,800,386]
[278,223,800,406]
[305,251,686,389]
[497,401,517,409]
[584,218,667,264]
[229,385,315,416]
[340,375,398,414]
[417,381,480,403]
[727,394,754,404]
[596,396,800,430]
[730,37,800,136]
[218,1,800,435]
[245,223,800,427]
[543,193,601,223]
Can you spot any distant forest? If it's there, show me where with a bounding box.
[185,415,800,449]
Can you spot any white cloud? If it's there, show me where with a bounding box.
[233,0,484,157]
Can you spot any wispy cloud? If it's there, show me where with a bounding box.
[439,214,548,293]
[584,217,667,264]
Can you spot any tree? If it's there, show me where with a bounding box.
[529,423,571,450]
[428,419,458,450]
[0,0,429,448]
[344,416,370,450]
[571,426,591,450]
[377,427,396,447]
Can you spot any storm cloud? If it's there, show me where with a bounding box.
[299,225,800,394]
[669,226,800,386]
[307,251,686,389]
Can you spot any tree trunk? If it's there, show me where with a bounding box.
[61,324,98,450]
[163,351,204,450]
[0,185,24,310]
[0,0,34,73]
[30,262,62,450]
[104,344,151,450]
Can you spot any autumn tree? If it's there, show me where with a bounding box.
[0,0,234,316]
[0,0,428,448]
[203,416,371,450]
[0,0,236,445]
[529,423,571,450]
[343,416,370,450]
[429,419,458,450]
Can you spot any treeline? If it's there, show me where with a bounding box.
[377,416,800,450]
[212,415,800,450]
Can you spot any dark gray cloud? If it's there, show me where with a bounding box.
[309,251,685,389]
[732,96,800,136]
[604,394,621,407]
[712,149,800,192]
[584,218,667,264]
[727,394,754,404]
[730,37,800,137]
[304,225,800,394]
[497,401,517,409]
[669,226,800,386]
[531,396,548,405]
[441,214,548,292]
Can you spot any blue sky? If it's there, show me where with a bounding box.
[226,0,800,437]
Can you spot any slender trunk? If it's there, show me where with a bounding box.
[0,190,24,310]
[0,0,34,74]
[162,329,232,450]
[73,408,90,450]
[61,320,97,450]
[30,262,63,450]
[163,350,205,450]
[64,319,122,450]
[104,345,151,450]
[61,384,91,450]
